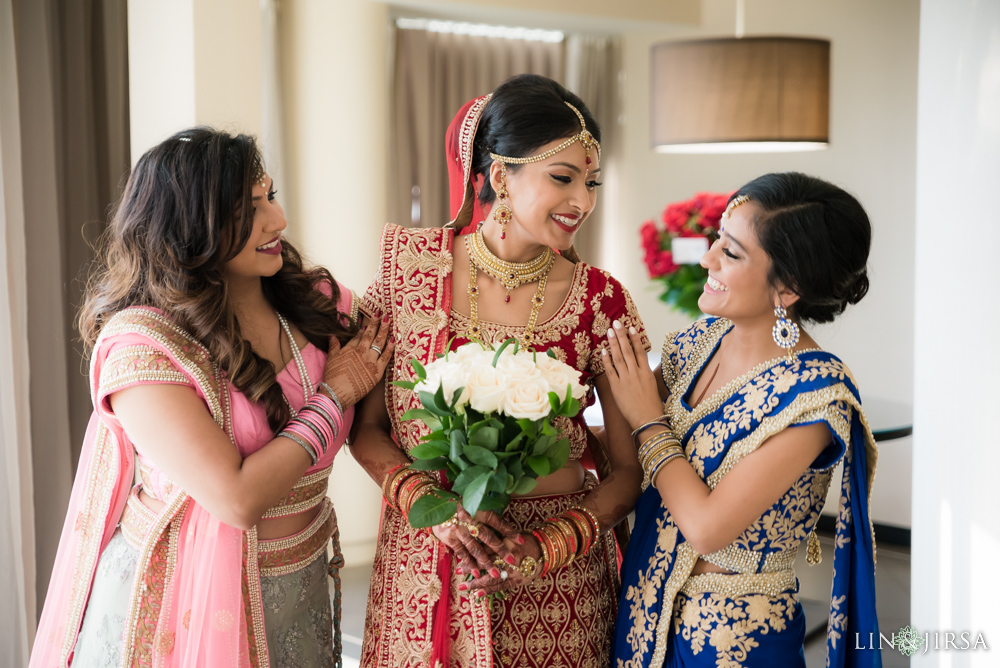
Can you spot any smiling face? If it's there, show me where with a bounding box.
[223,174,287,282]
[489,140,601,250]
[698,201,799,321]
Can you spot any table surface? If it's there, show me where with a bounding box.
[584,353,913,441]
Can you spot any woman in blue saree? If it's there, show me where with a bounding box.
[604,173,881,668]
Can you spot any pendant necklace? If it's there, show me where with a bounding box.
[465,230,555,346]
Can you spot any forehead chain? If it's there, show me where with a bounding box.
[488,101,602,168]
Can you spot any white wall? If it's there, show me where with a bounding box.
[609,0,919,527]
[280,0,389,565]
[911,0,1000,662]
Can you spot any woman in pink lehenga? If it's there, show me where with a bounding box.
[30,128,393,668]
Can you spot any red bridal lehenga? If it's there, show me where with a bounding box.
[360,91,650,668]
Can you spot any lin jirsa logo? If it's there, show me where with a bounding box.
[855,625,988,656]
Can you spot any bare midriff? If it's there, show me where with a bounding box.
[512,459,586,499]
[691,559,735,575]
[137,489,322,540]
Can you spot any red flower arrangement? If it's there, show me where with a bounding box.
[640,191,733,318]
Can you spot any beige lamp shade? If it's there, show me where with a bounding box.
[651,37,830,153]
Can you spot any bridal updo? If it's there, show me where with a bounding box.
[472,74,602,208]
[733,172,872,324]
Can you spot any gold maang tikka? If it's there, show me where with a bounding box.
[488,101,601,241]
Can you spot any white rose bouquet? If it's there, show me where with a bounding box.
[394,338,587,528]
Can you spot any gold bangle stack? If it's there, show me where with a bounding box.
[383,466,439,518]
[638,429,685,489]
[532,506,602,577]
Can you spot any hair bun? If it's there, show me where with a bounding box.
[846,272,869,305]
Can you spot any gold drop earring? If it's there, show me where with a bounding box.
[493,161,513,240]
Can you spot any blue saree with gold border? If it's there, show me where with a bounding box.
[613,318,881,668]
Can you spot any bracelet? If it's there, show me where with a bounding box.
[388,469,424,511]
[647,449,686,488]
[319,382,345,415]
[282,432,319,465]
[381,463,410,503]
[631,415,671,446]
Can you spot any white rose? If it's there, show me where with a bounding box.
[536,355,587,400]
[414,359,470,407]
[437,363,471,406]
[498,377,553,421]
[465,361,509,414]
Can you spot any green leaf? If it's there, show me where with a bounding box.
[532,434,553,456]
[516,419,537,439]
[491,462,507,492]
[546,438,571,470]
[562,396,581,418]
[401,409,443,430]
[418,391,451,418]
[391,380,416,390]
[506,458,523,479]
[503,433,525,453]
[548,391,561,413]
[407,493,458,528]
[469,426,500,451]
[546,348,557,359]
[513,477,538,495]
[409,457,448,471]
[453,465,490,493]
[450,430,467,461]
[477,495,506,512]
[410,358,427,380]
[526,455,550,476]
[462,472,491,516]
[540,420,557,437]
[464,445,498,469]
[408,440,450,459]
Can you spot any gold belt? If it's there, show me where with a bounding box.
[679,569,798,599]
[261,464,332,519]
[258,498,337,577]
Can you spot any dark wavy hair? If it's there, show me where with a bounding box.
[79,127,356,431]
[470,74,602,263]
[733,172,871,324]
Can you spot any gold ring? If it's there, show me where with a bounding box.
[516,556,539,578]
[461,521,480,539]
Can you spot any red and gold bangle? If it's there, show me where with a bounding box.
[563,510,594,557]
[387,468,423,510]
[532,527,558,577]
[381,463,410,504]
[399,475,439,519]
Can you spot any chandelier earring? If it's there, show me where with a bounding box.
[492,161,514,240]
[772,305,800,360]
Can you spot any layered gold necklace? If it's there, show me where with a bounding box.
[465,230,555,346]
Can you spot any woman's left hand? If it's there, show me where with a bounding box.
[602,319,664,429]
[463,532,543,598]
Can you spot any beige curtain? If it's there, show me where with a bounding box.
[1,0,37,660]
[390,26,564,229]
[564,35,622,266]
[7,0,130,637]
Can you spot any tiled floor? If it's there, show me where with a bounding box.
[335,531,911,667]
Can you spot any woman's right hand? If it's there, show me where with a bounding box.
[321,316,394,407]
[432,506,518,580]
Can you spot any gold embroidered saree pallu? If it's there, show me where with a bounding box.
[359,224,648,668]
[613,318,881,668]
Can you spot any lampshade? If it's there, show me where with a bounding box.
[651,37,830,153]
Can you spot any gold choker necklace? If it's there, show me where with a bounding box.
[467,230,553,303]
[465,231,555,346]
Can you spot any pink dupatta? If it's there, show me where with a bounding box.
[31,281,357,668]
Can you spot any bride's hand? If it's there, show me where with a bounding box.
[602,319,663,429]
[321,316,394,407]
[464,532,543,598]
[431,505,515,579]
